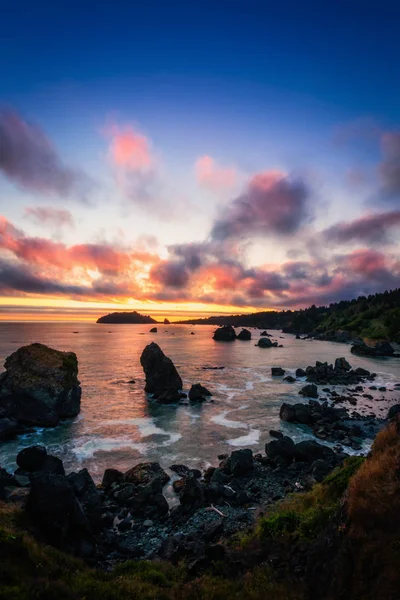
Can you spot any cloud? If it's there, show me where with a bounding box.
[24,206,75,229]
[0,259,89,296]
[322,211,400,244]
[378,132,400,202]
[195,155,237,191]
[108,125,153,171]
[150,260,190,288]
[0,109,90,198]
[211,170,312,241]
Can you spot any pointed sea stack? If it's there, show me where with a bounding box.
[140,342,182,395]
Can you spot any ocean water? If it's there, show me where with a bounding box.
[0,322,399,482]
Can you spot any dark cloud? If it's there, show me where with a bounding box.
[323,211,400,244]
[150,260,190,288]
[211,171,312,241]
[0,259,88,296]
[24,206,75,228]
[0,109,90,198]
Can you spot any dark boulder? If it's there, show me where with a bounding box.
[16,445,47,472]
[68,468,102,531]
[237,329,251,341]
[189,384,212,402]
[156,389,182,403]
[150,327,158,333]
[279,402,296,422]
[280,402,312,424]
[374,341,395,356]
[271,367,285,376]
[0,417,20,441]
[213,325,236,341]
[351,340,395,357]
[102,468,124,488]
[387,404,400,420]
[27,473,89,547]
[258,337,274,348]
[334,357,351,371]
[140,342,182,395]
[265,436,295,464]
[259,331,270,336]
[269,429,283,439]
[228,449,254,476]
[284,375,296,383]
[37,455,65,476]
[299,383,319,398]
[296,368,307,377]
[0,343,81,427]
[179,477,206,511]
[124,462,170,487]
[295,440,335,462]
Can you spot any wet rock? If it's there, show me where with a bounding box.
[296,368,307,377]
[213,325,236,341]
[259,331,271,336]
[37,455,65,476]
[265,436,296,464]
[179,477,206,510]
[140,342,182,395]
[299,383,319,398]
[228,449,254,476]
[156,389,182,403]
[170,464,190,477]
[269,429,283,439]
[102,468,124,488]
[189,384,212,402]
[351,340,395,357]
[0,343,81,427]
[68,468,102,531]
[334,357,351,371]
[237,329,251,340]
[150,327,158,333]
[284,375,296,383]
[271,367,285,376]
[16,445,47,472]
[388,404,400,420]
[173,478,186,494]
[0,417,21,440]
[258,337,274,348]
[125,462,169,487]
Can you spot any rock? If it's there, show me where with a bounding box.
[156,389,182,403]
[150,327,158,333]
[0,417,20,440]
[189,384,212,402]
[0,343,81,427]
[271,367,285,376]
[16,445,47,472]
[118,516,132,532]
[143,519,154,527]
[229,449,254,476]
[37,455,65,476]
[102,468,124,488]
[295,440,335,462]
[68,468,102,531]
[124,462,170,487]
[387,404,400,420]
[265,436,296,464]
[351,340,395,357]
[27,473,90,547]
[259,331,270,336]
[292,403,312,424]
[213,325,236,341]
[299,383,319,398]
[14,474,31,487]
[179,477,206,510]
[296,368,307,377]
[257,337,274,348]
[334,357,351,371]
[269,429,283,439]
[312,459,333,482]
[173,478,186,494]
[279,402,296,422]
[140,342,182,395]
[170,464,190,477]
[237,329,251,341]
[284,375,296,383]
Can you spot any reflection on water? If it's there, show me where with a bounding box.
[0,322,399,481]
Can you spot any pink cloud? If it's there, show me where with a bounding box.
[24,206,75,228]
[195,155,237,191]
[107,124,153,171]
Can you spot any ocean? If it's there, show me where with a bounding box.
[1,322,399,483]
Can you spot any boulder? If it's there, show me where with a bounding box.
[258,337,274,348]
[387,404,400,420]
[279,402,296,422]
[271,367,285,376]
[237,329,251,341]
[0,417,20,440]
[102,468,124,488]
[213,325,236,341]
[279,402,312,424]
[27,473,90,547]
[265,436,295,464]
[16,445,47,472]
[296,368,307,377]
[0,343,81,427]
[140,342,182,394]
[189,384,212,402]
[295,440,335,462]
[68,468,102,531]
[284,375,296,383]
[351,340,394,357]
[229,449,254,476]
[156,389,182,403]
[299,383,319,398]
[150,327,158,333]
[124,462,170,487]
[37,455,65,476]
[334,357,351,371]
[259,331,270,336]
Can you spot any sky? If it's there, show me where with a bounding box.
[0,0,400,321]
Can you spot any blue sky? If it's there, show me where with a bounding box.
[0,1,399,319]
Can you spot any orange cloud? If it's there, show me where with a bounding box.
[195,155,237,191]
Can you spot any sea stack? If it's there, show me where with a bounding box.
[140,342,182,396]
[0,343,81,428]
[213,325,236,341]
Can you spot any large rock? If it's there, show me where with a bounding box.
[124,462,170,487]
[257,337,274,348]
[0,417,20,440]
[279,402,312,424]
[226,449,254,476]
[213,325,236,341]
[299,383,319,398]
[237,329,251,341]
[334,357,351,371]
[189,384,212,402]
[0,343,81,427]
[295,440,335,462]
[351,340,395,357]
[387,404,400,420]
[16,445,47,472]
[68,468,102,531]
[140,342,182,394]
[271,367,285,376]
[27,473,90,547]
[265,436,295,464]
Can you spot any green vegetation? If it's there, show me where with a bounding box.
[177,288,400,341]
